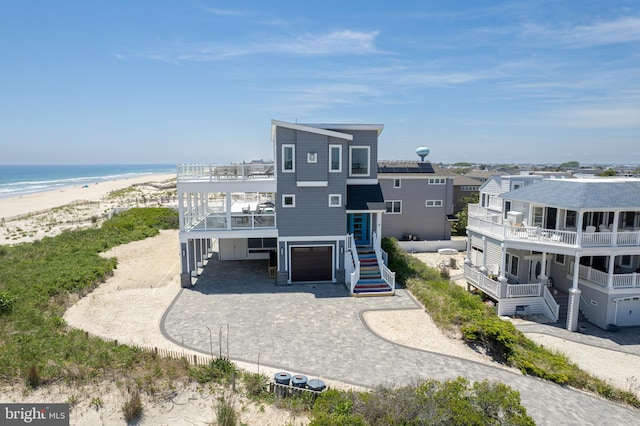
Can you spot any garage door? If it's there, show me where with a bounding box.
[616,299,640,327]
[291,246,333,282]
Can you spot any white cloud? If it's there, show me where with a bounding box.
[521,16,640,48]
[551,107,640,128]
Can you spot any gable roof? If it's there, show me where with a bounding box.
[502,178,640,210]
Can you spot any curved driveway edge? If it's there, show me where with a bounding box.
[161,259,640,425]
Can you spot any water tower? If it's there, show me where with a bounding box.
[416,147,430,162]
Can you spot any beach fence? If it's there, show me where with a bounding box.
[85,332,328,397]
[1,200,100,222]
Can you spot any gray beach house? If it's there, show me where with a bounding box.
[176,120,396,295]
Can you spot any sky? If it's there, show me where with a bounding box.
[1,1,639,166]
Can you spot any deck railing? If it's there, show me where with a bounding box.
[177,163,275,182]
[183,212,276,232]
[349,234,360,294]
[507,282,541,298]
[543,286,560,322]
[572,262,640,289]
[469,211,640,248]
[463,265,500,299]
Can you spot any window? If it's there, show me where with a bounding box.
[620,255,632,267]
[426,200,443,207]
[282,194,295,208]
[532,206,544,227]
[506,253,519,276]
[282,145,295,172]
[428,178,446,184]
[329,145,342,172]
[307,152,317,163]
[461,185,479,191]
[504,201,512,219]
[394,178,401,188]
[349,146,370,176]
[385,200,401,214]
[328,194,342,207]
[566,210,577,228]
[555,254,565,265]
[512,181,523,190]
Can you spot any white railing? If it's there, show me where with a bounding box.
[469,209,640,248]
[572,261,640,289]
[349,234,359,294]
[183,212,276,232]
[463,265,500,299]
[372,231,395,292]
[177,163,275,182]
[543,286,560,322]
[507,283,541,298]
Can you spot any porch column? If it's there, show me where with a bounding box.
[566,251,581,331]
[482,236,487,270]
[567,287,582,332]
[180,242,191,288]
[188,239,196,277]
[498,243,508,298]
[612,211,620,246]
[539,251,548,284]
[576,211,584,245]
[178,192,185,231]
[225,192,232,230]
[607,255,616,288]
[195,238,203,269]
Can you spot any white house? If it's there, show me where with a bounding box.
[465,176,640,331]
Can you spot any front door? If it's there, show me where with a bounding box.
[348,213,370,246]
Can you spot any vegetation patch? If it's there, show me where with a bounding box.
[382,237,640,409]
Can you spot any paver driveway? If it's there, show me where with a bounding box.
[162,259,640,425]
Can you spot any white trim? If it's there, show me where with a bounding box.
[426,200,443,207]
[282,144,295,173]
[307,152,317,163]
[288,243,335,284]
[271,119,353,141]
[279,235,347,242]
[346,179,379,185]
[428,178,447,184]
[297,181,328,187]
[303,122,384,135]
[282,194,296,207]
[329,194,342,207]
[385,200,402,214]
[329,144,342,173]
[393,178,401,188]
[349,146,370,177]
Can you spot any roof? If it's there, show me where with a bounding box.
[452,175,483,186]
[501,178,640,209]
[271,120,354,141]
[377,161,435,174]
[346,184,386,211]
[303,123,384,136]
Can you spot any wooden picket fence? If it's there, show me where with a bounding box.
[87,332,213,366]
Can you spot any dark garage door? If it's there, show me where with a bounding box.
[291,246,333,282]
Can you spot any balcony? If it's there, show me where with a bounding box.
[177,163,275,182]
[572,262,640,290]
[468,205,640,248]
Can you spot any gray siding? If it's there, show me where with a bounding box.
[275,126,348,237]
[379,177,451,240]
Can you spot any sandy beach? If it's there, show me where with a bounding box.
[1,177,639,424]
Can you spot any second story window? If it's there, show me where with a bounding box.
[426,200,443,207]
[329,145,342,172]
[350,146,370,176]
[394,179,401,188]
[282,144,295,172]
[428,178,446,184]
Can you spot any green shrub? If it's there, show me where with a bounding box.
[310,378,534,425]
[122,391,143,422]
[190,357,237,384]
[0,291,16,314]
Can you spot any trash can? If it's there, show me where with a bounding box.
[291,374,308,390]
[307,378,326,392]
[274,372,291,398]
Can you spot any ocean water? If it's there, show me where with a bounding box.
[0,164,175,199]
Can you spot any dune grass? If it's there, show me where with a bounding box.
[383,237,640,409]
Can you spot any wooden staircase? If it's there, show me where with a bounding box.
[353,248,393,295]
